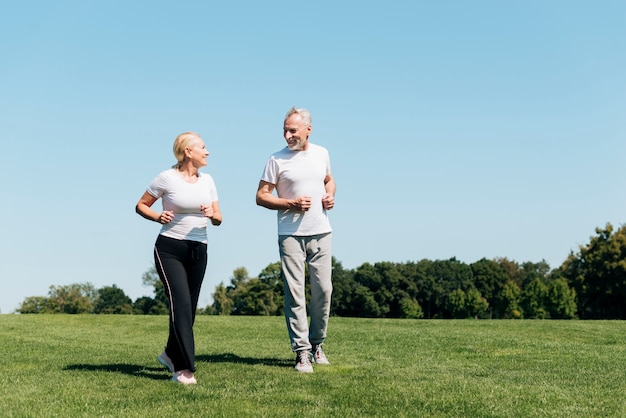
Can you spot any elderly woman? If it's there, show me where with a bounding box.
[136,132,222,384]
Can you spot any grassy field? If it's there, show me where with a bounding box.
[2,315,625,417]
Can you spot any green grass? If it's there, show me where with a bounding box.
[2,316,625,417]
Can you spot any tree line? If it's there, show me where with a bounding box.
[18,223,626,319]
[18,269,169,315]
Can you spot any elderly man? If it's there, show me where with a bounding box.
[256,107,336,373]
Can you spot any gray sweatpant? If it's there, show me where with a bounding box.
[278,232,333,352]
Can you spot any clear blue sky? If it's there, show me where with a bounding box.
[1,1,625,313]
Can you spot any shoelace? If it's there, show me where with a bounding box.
[314,346,324,359]
[298,351,311,365]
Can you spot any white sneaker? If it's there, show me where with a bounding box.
[171,370,197,385]
[294,350,313,373]
[312,344,330,365]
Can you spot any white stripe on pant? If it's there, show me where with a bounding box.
[154,234,206,373]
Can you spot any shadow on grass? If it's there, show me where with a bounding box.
[197,353,292,368]
[63,364,170,381]
[63,353,292,379]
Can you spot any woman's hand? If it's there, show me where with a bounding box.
[158,210,175,224]
[201,203,222,226]
[201,204,214,218]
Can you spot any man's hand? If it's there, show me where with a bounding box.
[291,196,312,211]
[322,193,334,210]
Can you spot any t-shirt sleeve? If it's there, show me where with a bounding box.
[325,149,331,175]
[146,171,168,198]
[207,175,219,201]
[261,156,279,185]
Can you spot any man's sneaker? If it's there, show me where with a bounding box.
[171,370,197,385]
[311,344,330,365]
[294,350,314,373]
[158,351,174,372]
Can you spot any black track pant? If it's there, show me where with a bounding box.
[154,235,207,372]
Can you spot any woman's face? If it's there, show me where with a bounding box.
[187,139,210,167]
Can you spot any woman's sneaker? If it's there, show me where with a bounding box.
[311,344,330,365]
[171,370,197,385]
[157,351,174,372]
[294,350,313,373]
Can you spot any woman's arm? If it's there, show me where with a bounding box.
[136,191,174,224]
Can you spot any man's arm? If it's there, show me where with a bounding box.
[322,173,336,210]
[256,180,311,211]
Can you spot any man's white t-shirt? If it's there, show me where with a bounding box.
[261,143,332,236]
[147,168,219,243]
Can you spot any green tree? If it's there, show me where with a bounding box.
[498,280,522,319]
[353,263,391,317]
[230,267,249,289]
[560,223,626,319]
[378,261,419,318]
[465,288,489,318]
[399,297,423,319]
[142,265,167,308]
[227,267,252,315]
[408,259,439,319]
[421,258,473,318]
[18,296,51,314]
[352,285,385,318]
[352,261,420,318]
[212,283,233,315]
[470,258,509,318]
[520,277,548,319]
[258,262,283,296]
[446,288,488,319]
[94,285,133,314]
[233,278,279,316]
[133,296,167,315]
[447,289,467,318]
[546,278,577,319]
[47,283,95,314]
[495,257,524,287]
[519,260,552,289]
[198,304,216,315]
[330,257,358,316]
[213,266,282,316]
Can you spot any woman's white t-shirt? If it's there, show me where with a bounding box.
[147,168,219,243]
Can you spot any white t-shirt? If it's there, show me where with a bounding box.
[261,143,332,236]
[147,168,219,243]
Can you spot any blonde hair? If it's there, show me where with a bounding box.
[285,107,312,127]
[172,132,202,169]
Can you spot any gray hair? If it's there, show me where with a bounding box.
[285,106,312,127]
